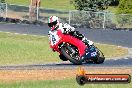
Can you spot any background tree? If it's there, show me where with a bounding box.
[109,0,119,6]
[0,0,5,3]
[117,0,132,14]
[116,0,132,28]
[72,0,111,11]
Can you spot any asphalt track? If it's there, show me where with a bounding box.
[0,24,132,69]
[0,24,132,48]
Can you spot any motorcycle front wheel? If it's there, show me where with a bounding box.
[93,47,105,64]
[60,44,82,65]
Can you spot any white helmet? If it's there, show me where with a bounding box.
[48,16,60,31]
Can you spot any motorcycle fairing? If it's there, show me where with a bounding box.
[48,31,60,46]
[81,46,97,61]
[49,30,87,57]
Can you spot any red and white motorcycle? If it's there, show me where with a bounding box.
[48,29,105,65]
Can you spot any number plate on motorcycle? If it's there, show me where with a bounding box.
[91,52,97,57]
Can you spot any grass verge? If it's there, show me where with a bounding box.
[0,78,131,88]
[0,69,131,88]
[95,43,128,59]
[0,32,60,65]
[6,0,75,10]
[106,6,118,13]
[0,32,128,65]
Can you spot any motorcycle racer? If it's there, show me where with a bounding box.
[47,16,105,64]
[47,16,93,47]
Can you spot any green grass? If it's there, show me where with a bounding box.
[0,32,60,65]
[106,6,118,13]
[6,0,75,10]
[5,0,121,12]
[6,0,29,6]
[0,32,128,65]
[0,78,131,88]
[95,43,128,59]
[5,0,118,11]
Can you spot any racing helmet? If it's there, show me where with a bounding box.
[48,16,60,31]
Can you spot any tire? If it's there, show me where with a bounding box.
[59,54,68,61]
[93,47,105,64]
[94,57,105,64]
[60,44,82,65]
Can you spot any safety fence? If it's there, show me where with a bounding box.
[0,3,132,29]
[0,3,69,24]
[69,10,132,29]
[0,3,7,18]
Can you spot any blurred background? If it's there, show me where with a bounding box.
[0,0,132,29]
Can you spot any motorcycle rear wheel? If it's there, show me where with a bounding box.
[61,44,82,65]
